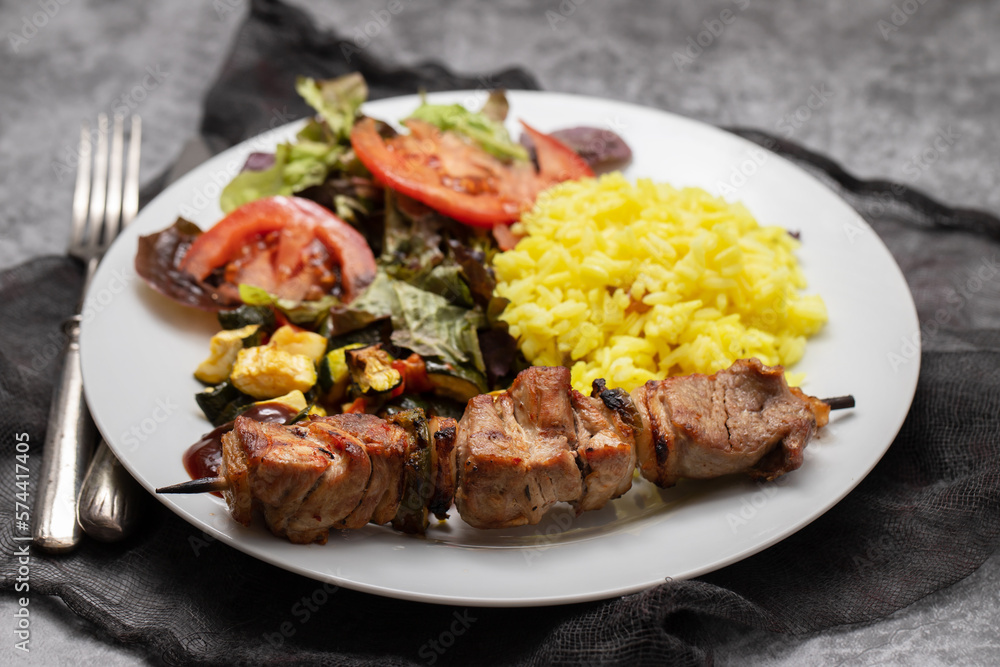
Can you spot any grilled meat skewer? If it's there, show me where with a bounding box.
[158,358,849,544]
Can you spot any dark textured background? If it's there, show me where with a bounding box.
[2,1,999,664]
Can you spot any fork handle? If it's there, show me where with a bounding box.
[32,314,98,552]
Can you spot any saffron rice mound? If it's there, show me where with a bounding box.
[492,173,827,393]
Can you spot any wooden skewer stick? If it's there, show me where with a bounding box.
[820,395,855,410]
[156,477,228,494]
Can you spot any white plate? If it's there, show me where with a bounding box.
[80,91,920,606]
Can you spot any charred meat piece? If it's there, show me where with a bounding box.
[220,426,252,526]
[630,358,829,488]
[221,416,369,544]
[454,393,534,529]
[328,413,407,529]
[428,415,458,521]
[570,389,637,513]
[455,367,583,529]
[220,413,408,544]
[284,420,371,544]
[508,367,583,510]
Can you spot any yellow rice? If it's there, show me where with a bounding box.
[492,173,827,393]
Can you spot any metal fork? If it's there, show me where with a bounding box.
[32,113,141,552]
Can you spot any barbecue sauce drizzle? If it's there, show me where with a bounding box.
[183,403,299,481]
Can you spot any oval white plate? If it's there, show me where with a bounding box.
[80,91,920,606]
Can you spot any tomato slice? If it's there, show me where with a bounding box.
[350,117,593,228]
[179,196,376,303]
[520,122,595,185]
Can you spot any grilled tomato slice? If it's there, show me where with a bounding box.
[349,117,593,228]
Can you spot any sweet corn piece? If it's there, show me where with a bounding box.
[255,389,308,414]
[194,325,260,385]
[268,325,328,363]
[230,346,317,399]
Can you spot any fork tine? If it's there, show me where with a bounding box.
[86,113,109,251]
[122,115,141,227]
[70,122,92,251]
[103,115,125,243]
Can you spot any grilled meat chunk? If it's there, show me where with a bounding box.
[508,367,583,508]
[454,393,534,529]
[221,413,408,544]
[283,419,371,543]
[220,426,252,526]
[428,416,458,521]
[328,413,407,529]
[571,389,637,512]
[455,367,588,528]
[630,358,829,487]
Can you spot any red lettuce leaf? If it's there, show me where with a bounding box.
[134,218,241,311]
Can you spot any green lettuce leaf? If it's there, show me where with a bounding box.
[237,284,338,328]
[406,97,528,162]
[350,271,485,372]
[220,74,368,213]
[220,140,345,213]
[295,73,367,142]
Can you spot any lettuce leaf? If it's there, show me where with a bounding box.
[350,271,486,372]
[407,96,528,162]
[295,73,367,142]
[237,284,339,328]
[220,133,346,213]
[219,74,368,213]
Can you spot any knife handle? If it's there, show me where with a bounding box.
[78,439,147,542]
[32,315,98,552]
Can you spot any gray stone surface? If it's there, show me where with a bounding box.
[1,0,998,664]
